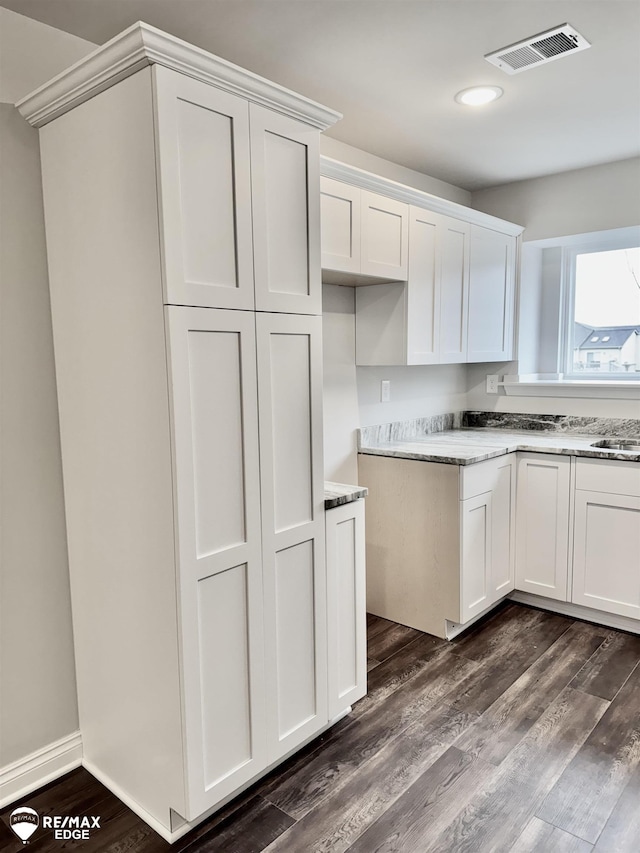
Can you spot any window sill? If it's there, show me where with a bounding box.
[500,374,640,401]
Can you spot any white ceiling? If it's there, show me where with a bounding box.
[2,0,639,190]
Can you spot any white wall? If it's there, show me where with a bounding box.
[471,157,640,243]
[321,136,471,206]
[0,11,95,770]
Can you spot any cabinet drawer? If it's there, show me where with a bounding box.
[460,453,515,501]
[575,458,640,497]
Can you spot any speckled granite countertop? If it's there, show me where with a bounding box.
[324,481,368,509]
[357,413,640,466]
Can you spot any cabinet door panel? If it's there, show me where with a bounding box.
[515,453,570,601]
[153,66,254,310]
[407,207,440,365]
[467,226,516,362]
[326,500,367,718]
[250,106,321,314]
[461,492,492,621]
[491,457,516,598]
[439,219,470,363]
[166,306,266,818]
[360,191,409,280]
[572,491,640,619]
[321,177,361,273]
[257,313,327,759]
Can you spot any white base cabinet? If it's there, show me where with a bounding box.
[572,459,640,620]
[25,23,341,840]
[326,499,367,718]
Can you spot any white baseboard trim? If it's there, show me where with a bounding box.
[510,591,640,635]
[0,731,83,808]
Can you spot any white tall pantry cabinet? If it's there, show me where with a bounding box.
[19,23,341,841]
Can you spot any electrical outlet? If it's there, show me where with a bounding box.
[380,380,391,402]
[486,374,500,394]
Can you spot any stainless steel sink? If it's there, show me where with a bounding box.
[591,439,640,452]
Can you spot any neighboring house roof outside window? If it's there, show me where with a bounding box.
[574,324,640,350]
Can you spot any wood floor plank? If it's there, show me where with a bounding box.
[511,817,593,852]
[351,633,450,720]
[449,611,573,716]
[262,649,479,818]
[593,763,640,852]
[261,709,473,853]
[182,796,294,853]
[451,603,554,662]
[455,621,607,764]
[344,747,495,853]
[537,662,640,844]
[570,631,640,701]
[366,621,423,663]
[366,658,380,672]
[421,687,609,853]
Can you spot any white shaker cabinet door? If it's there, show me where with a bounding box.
[326,499,367,719]
[165,306,266,819]
[438,218,470,363]
[320,176,361,274]
[406,206,440,365]
[153,66,255,310]
[572,490,640,619]
[360,191,409,281]
[256,313,328,760]
[515,453,571,602]
[467,225,516,362]
[250,106,321,314]
[460,491,493,622]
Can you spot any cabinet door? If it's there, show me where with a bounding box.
[256,313,327,760]
[467,225,516,362]
[515,453,571,601]
[326,499,367,719]
[406,206,440,365]
[490,456,516,599]
[165,306,266,819]
[321,177,361,274]
[572,491,640,619]
[438,218,470,363]
[461,492,493,621]
[360,191,409,280]
[250,106,321,314]
[153,66,255,310]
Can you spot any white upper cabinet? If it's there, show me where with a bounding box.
[250,106,321,314]
[320,177,409,284]
[467,225,516,362]
[321,163,522,366]
[154,67,322,314]
[154,67,255,310]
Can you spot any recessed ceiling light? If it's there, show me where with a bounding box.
[454,86,504,106]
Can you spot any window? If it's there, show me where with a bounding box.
[564,236,640,378]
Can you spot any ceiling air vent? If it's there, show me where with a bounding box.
[485,24,591,74]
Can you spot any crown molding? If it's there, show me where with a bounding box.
[17,21,342,130]
[320,157,524,236]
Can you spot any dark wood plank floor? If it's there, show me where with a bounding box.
[2,603,639,852]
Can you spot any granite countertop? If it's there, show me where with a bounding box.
[324,481,368,509]
[357,413,640,466]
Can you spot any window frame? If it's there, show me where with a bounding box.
[560,231,640,381]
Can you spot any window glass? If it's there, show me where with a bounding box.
[571,247,640,375]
